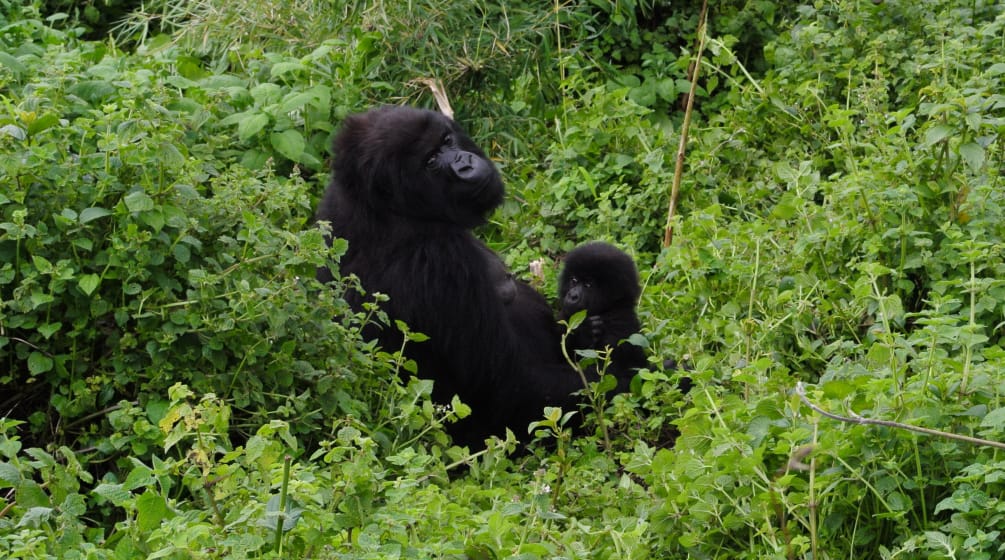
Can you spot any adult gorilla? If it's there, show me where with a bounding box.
[316,106,605,446]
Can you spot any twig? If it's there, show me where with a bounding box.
[663,0,708,248]
[415,77,454,119]
[795,382,1005,450]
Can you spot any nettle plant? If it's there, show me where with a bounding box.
[0,32,392,458]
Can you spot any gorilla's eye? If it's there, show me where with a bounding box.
[425,134,454,169]
[425,146,442,168]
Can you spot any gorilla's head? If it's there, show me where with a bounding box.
[558,242,641,318]
[331,106,504,227]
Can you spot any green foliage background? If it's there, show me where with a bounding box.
[2,0,1005,558]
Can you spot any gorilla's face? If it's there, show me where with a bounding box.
[333,106,503,227]
[558,242,641,318]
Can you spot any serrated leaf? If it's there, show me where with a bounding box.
[69,80,115,104]
[451,395,471,419]
[250,83,282,104]
[16,507,53,528]
[31,255,53,273]
[0,462,21,486]
[173,244,191,263]
[16,480,50,508]
[60,493,87,517]
[261,495,303,531]
[0,124,25,140]
[27,113,59,136]
[93,482,131,506]
[27,352,53,375]
[0,51,26,74]
[980,407,1005,430]
[238,112,270,142]
[136,491,170,532]
[270,61,304,78]
[958,142,984,173]
[38,322,60,339]
[270,129,305,161]
[124,191,155,213]
[924,124,954,146]
[278,90,315,115]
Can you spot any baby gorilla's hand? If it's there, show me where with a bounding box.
[588,315,606,347]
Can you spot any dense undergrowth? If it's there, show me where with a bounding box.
[2,0,1004,558]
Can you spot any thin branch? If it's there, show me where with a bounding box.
[663,0,708,248]
[414,77,454,119]
[796,382,1005,450]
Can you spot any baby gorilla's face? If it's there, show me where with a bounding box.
[558,241,641,319]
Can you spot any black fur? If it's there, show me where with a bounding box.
[558,241,649,388]
[316,106,595,445]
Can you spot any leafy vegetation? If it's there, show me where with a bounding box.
[2,0,1004,558]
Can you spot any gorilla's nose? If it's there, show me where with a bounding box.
[452,152,489,181]
[565,288,581,305]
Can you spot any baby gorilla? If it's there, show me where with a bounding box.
[558,241,649,389]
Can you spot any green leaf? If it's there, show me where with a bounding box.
[566,309,587,330]
[27,113,60,136]
[627,333,648,347]
[79,207,111,224]
[238,112,270,142]
[451,395,471,419]
[136,491,170,532]
[28,352,53,375]
[38,323,60,339]
[270,129,306,161]
[69,80,116,104]
[78,274,100,295]
[0,462,21,485]
[124,191,155,213]
[31,255,53,273]
[173,244,191,263]
[958,142,984,172]
[93,482,131,506]
[0,51,26,74]
[140,208,165,231]
[980,407,1005,430]
[271,61,304,78]
[16,480,50,508]
[16,507,53,529]
[0,124,25,140]
[279,90,318,114]
[924,124,954,146]
[60,493,87,517]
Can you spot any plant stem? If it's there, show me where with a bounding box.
[274,455,292,554]
[796,383,1005,450]
[809,421,819,560]
[663,0,708,248]
[560,326,612,452]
